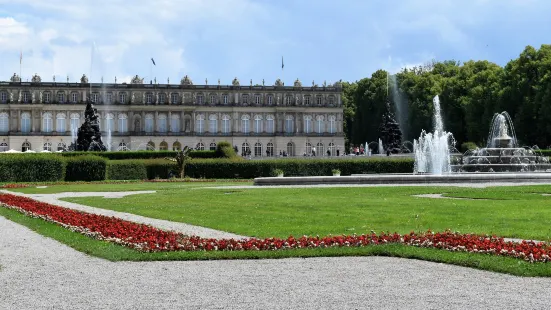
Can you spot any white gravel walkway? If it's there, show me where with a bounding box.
[2,216,551,309]
[0,190,248,240]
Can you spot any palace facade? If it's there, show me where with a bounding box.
[0,73,345,156]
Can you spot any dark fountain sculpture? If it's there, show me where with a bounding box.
[75,99,107,151]
[378,100,403,154]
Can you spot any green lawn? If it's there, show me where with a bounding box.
[50,184,551,241]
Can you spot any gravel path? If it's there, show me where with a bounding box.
[0,190,248,240]
[2,216,551,309]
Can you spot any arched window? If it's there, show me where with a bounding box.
[285,115,294,134]
[57,92,65,103]
[171,93,179,104]
[22,91,30,103]
[173,141,182,151]
[43,142,52,152]
[316,142,324,157]
[21,113,31,133]
[196,114,205,134]
[159,93,166,104]
[171,114,180,132]
[254,142,262,157]
[105,113,114,132]
[316,115,325,134]
[329,115,336,134]
[197,94,204,105]
[241,142,250,156]
[304,115,312,134]
[196,142,205,150]
[22,141,31,152]
[57,142,66,151]
[42,112,53,133]
[91,93,99,103]
[222,114,231,134]
[0,112,9,132]
[118,114,128,133]
[254,115,262,134]
[328,142,336,156]
[223,94,228,105]
[146,141,155,151]
[305,142,312,156]
[71,92,79,103]
[267,95,273,106]
[209,142,217,151]
[56,113,66,133]
[119,92,127,104]
[43,92,51,103]
[285,96,292,105]
[146,93,153,104]
[159,141,168,150]
[70,113,80,134]
[0,142,8,152]
[241,114,250,134]
[118,142,129,151]
[266,142,274,157]
[157,114,167,133]
[286,142,295,156]
[266,114,275,134]
[145,114,154,133]
[209,114,218,133]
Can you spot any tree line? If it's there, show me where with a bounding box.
[342,44,551,151]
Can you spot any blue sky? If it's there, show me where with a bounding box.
[0,0,550,85]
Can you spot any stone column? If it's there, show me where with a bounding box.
[154,111,158,133]
[168,111,172,132]
[180,111,185,133]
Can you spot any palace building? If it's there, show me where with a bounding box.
[0,73,345,156]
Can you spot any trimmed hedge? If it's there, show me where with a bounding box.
[58,150,217,160]
[0,154,65,182]
[64,156,107,181]
[107,160,148,180]
[143,159,178,179]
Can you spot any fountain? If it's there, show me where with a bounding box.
[378,139,384,155]
[75,100,107,151]
[378,100,403,154]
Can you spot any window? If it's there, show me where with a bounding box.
[241,142,250,156]
[145,114,154,133]
[119,92,126,103]
[316,142,324,157]
[43,142,52,152]
[146,93,152,104]
[266,115,275,134]
[196,114,205,134]
[159,141,168,150]
[118,114,128,133]
[171,93,179,104]
[254,142,262,157]
[266,142,274,157]
[222,114,231,134]
[105,113,114,132]
[267,95,273,105]
[304,96,310,105]
[241,115,250,134]
[92,93,99,103]
[71,93,78,103]
[23,92,30,103]
[316,96,322,105]
[157,114,167,133]
[21,113,31,133]
[285,115,294,134]
[57,92,65,103]
[210,95,215,105]
[105,93,112,104]
[254,115,262,134]
[196,142,205,150]
[42,113,53,133]
[57,142,66,152]
[159,93,166,104]
[223,94,228,105]
[197,95,204,104]
[70,113,80,134]
[0,92,6,103]
[0,142,7,152]
[242,95,248,105]
[171,114,180,132]
[209,114,218,133]
[286,142,295,156]
[316,115,324,134]
[304,115,312,134]
[255,95,260,105]
[209,142,217,151]
[285,96,292,105]
[305,142,312,156]
[0,113,9,132]
[328,142,336,156]
[118,142,129,151]
[172,141,181,151]
[43,92,51,103]
[56,113,66,133]
[329,115,336,134]
[22,141,31,152]
[328,96,335,105]
[146,141,155,151]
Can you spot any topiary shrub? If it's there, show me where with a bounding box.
[64,155,107,181]
[0,154,65,182]
[215,141,237,158]
[107,160,147,180]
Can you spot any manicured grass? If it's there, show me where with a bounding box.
[56,184,551,241]
[2,206,551,277]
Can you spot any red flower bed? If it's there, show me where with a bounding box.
[0,193,550,262]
